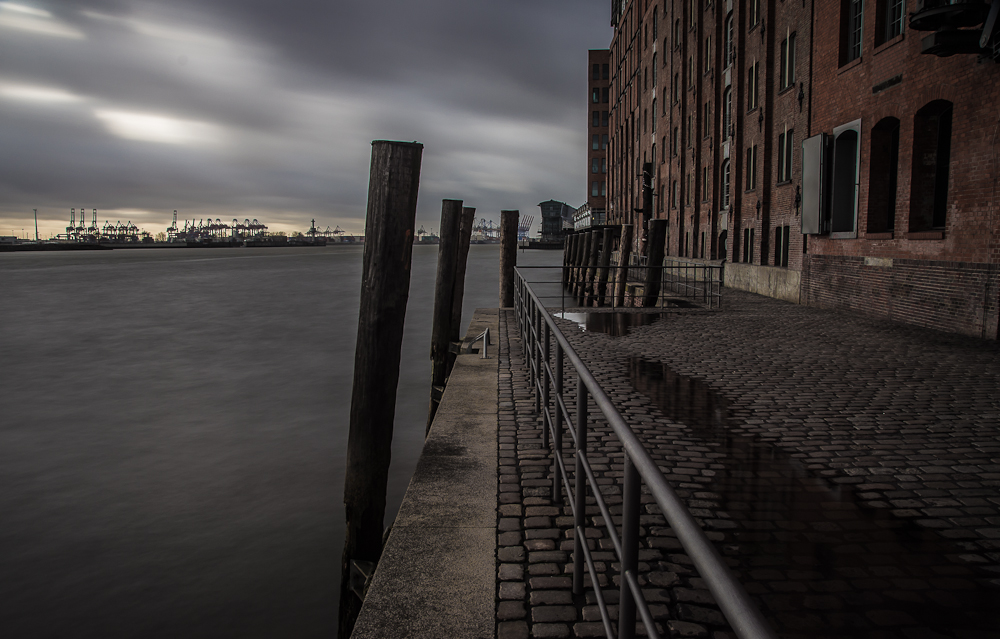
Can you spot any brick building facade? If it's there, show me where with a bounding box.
[588,49,611,222]
[604,0,999,339]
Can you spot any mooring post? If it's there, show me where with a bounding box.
[584,229,601,306]
[449,206,476,347]
[575,231,591,298]
[643,219,667,308]
[561,234,571,287]
[500,209,518,307]
[339,140,422,638]
[614,224,633,307]
[596,227,613,307]
[427,199,464,433]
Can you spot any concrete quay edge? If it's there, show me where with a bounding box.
[351,308,500,639]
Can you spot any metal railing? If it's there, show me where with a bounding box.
[661,258,723,309]
[513,267,775,639]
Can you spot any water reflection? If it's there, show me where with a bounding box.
[628,357,1000,638]
[555,312,666,337]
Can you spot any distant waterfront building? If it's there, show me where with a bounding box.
[605,0,999,339]
[537,200,576,242]
[574,203,606,230]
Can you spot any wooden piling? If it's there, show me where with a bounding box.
[339,140,422,638]
[499,210,518,307]
[596,227,613,307]
[643,219,667,308]
[449,206,476,345]
[583,230,600,304]
[427,199,465,432]
[614,224,633,307]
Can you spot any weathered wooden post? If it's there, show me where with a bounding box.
[449,206,476,344]
[614,224,633,307]
[339,140,422,638]
[596,227,613,306]
[585,229,603,306]
[575,231,591,298]
[500,209,518,307]
[643,219,667,307]
[561,233,571,286]
[427,199,464,432]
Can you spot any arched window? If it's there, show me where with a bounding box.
[721,159,731,209]
[867,117,900,233]
[724,14,734,68]
[910,100,953,231]
[830,120,861,236]
[722,87,732,138]
[652,54,657,86]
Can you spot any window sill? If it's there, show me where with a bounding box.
[830,231,858,239]
[865,232,894,240]
[838,57,862,74]
[906,230,944,240]
[778,84,796,96]
[776,180,793,187]
[874,33,905,55]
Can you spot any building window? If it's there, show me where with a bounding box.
[644,67,648,91]
[688,56,694,87]
[910,101,953,231]
[775,226,790,267]
[592,181,599,197]
[842,0,864,65]
[653,6,658,38]
[601,181,606,196]
[702,166,710,201]
[644,109,648,134]
[687,115,692,147]
[724,14,734,68]
[686,173,692,205]
[672,180,678,208]
[704,35,712,73]
[742,227,755,262]
[749,0,760,26]
[602,87,609,103]
[592,134,599,150]
[868,117,900,233]
[602,158,607,173]
[876,0,905,45]
[661,136,666,163]
[663,38,669,60]
[662,88,667,114]
[673,73,680,102]
[592,88,600,103]
[592,64,600,80]
[831,119,862,236]
[780,32,796,91]
[593,111,600,127]
[721,159,731,209]
[703,102,711,139]
[601,134,608,149]
[602,111,608,126]
[603,63,609,79]
[747,61,758,110]
[746,145,757,190]
[592,158,600,174]
[674,19,680,47]
[652,55,657,86]
[672,126,679,155]
[652,100,657,132]
[722,87,732,138]
[777,128,794,183]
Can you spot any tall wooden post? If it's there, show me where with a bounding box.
[339,140,422,638]
[584,229,602,306]
[449,206,476,344]
[500,209,518,307]
[596,227,613,307]
[643,219,667,308]
[427,199,464,432]
[561,233,571,286]
[614,224,633,307]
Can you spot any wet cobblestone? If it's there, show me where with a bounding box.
[495,290,1000,639]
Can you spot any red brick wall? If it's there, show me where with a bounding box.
[802,255,1000,339]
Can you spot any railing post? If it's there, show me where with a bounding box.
[534,306,542,415]
[552,342,563,504]
[542,320,550,448]
[573,376,588,595]
[618,453,641,639]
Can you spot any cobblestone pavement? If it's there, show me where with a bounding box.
[494,290,1000,639]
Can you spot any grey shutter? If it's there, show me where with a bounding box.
[801,133,827,235]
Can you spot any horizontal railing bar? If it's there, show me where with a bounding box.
[577,450,624,559]
[625,570,661,639]
[577,526,615,639]
[514,267,775,639]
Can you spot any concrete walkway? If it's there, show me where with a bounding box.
[353,309,499,639]
[495,290,1000,639]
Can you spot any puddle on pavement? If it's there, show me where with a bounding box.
[628,356,1000,639]
[554,312,666,337]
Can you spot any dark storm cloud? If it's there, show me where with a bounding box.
[0,0,611,238]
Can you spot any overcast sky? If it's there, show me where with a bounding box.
[0,1,612,239]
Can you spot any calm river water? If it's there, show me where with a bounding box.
[0,244,562,638]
